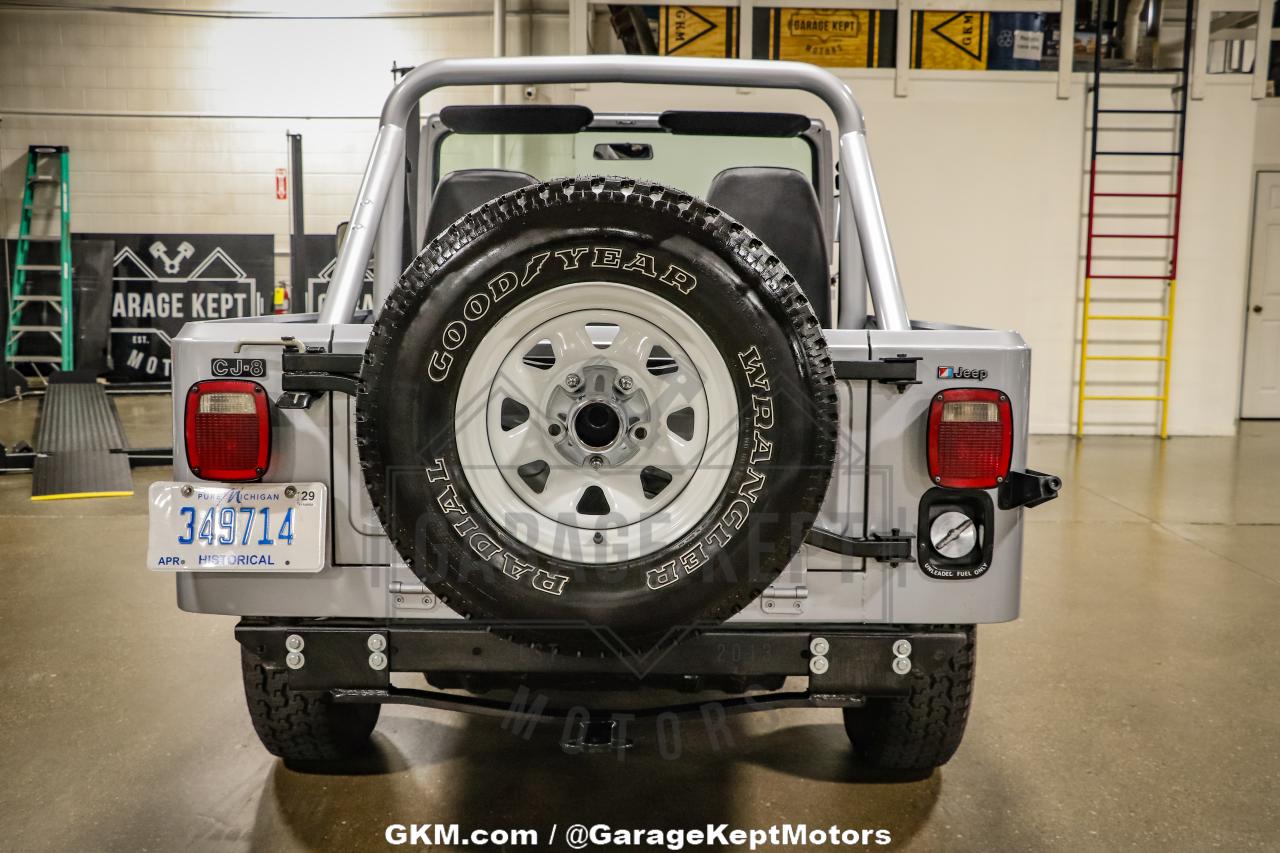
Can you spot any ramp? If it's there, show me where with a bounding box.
[31,377,134,500]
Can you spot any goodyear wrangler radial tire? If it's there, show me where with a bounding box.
[357,177,837,653]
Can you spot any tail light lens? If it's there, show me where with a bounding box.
[184,380,271,481]
[927,388,1012,489]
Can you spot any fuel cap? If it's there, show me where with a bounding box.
[929,511,977,559]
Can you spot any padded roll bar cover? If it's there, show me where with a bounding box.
[707,167,832,327]
[659,110,811,137]
[440,104,594,135]
[423,168,539,246]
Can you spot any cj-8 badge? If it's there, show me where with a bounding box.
[937,366,988,381]
[211,357,266,378]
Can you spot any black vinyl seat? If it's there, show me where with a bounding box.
[424,168,539,246]
[706,166,832,327]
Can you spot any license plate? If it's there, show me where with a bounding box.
[147,482,327,572]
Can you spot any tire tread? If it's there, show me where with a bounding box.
[240,648,379,761]
[842,627,977,771]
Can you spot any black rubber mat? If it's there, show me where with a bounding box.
[31,382,134,500]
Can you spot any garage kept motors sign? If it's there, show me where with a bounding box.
[754,8,895,67]
[87,234,273,383]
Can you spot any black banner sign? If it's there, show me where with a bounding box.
[292,234,376,316]
[82,234,274,383]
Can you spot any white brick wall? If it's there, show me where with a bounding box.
[0,3,564,282]
[0,4,1268,434]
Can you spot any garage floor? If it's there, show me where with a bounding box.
[0,392,1277,852]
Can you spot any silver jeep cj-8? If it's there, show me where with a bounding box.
[147,56,1059,770]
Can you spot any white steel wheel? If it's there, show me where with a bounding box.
[357,177,839,654]
[454,282,738,564]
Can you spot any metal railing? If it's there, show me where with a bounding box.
[569,0,1275,101]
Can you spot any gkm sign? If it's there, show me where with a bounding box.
[659,5,738,58]
[305,253,375,314]
[93,234,272,382]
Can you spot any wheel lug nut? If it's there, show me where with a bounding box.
[548,422,562,437]
[588,455,604,470]
[616,375,634,393]
[564,373,582,390]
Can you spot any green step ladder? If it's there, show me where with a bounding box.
[5,145,73,375]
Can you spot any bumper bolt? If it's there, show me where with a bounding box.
[180,484,193,498]
[892,639,913,658]
[809,655,829,675]
[285,651,305,670]
[284,485,297,499]
[809,637,830,656]
[892,656,913,676]
[368,651,388,671]
[367,633,387,653]
[285,633,305,652]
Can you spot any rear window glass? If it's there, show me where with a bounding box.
[436,129,814,199]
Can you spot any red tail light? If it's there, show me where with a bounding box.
[927,388,1012,489]
[184,380,271,482]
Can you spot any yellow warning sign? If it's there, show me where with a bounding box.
[659,6,738,58]
[767,9,883,68]
[912,11,989,70]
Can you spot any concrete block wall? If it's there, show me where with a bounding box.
[0,5,1268,434]
[576,72,1261,436]
[0,3,566,283]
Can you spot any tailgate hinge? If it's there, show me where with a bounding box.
[806,527,915,565]
[760,585,808,614]
[278,348,364,409]
[832,354,922,392]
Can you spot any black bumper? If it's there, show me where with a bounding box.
[236,619,969,716]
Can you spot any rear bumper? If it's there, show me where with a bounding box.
[235,619,969,699]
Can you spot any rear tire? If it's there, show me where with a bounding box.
[240,648,380,762]
[842,628,976,771]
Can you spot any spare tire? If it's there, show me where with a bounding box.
[358,177,837,653]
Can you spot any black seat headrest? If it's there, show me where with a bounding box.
[706,167,831,327]
[424,168,539,246]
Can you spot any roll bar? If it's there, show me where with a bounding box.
[317,55,910,331]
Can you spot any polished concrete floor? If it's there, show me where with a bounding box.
[1,392,1277,852]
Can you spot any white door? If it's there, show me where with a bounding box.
[1242,172,1280,418]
